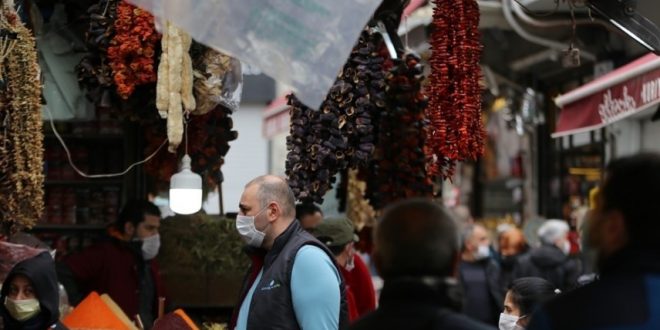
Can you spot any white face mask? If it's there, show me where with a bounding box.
[142,234,160,260]
[473,244,491,260]
[499,313,520,330]
[236,206,268,247]
[560,240,571,255]
[4,297,41,321]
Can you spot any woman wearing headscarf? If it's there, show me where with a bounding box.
[0,251,68,329]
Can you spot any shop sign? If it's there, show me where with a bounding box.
[263,110,290,139]
[554,54,660,137]
[263,95,291,139]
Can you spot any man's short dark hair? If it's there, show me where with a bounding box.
[296,203,322,220]
[602,153,660,251]
[375,198,459,279]
[117,200,161,233]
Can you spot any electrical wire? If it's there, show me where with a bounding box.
[513,0,560,17]
[503,0,597,61]
[45,106,167,178]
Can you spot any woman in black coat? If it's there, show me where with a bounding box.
[0,251,68,330]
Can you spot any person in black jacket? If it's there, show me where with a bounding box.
[514,220,581,291]
[0,251,68,330]
[351,198,495,330]
[458,224,504,325]
[528,153,660,330]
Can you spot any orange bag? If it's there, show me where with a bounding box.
[62,292,137,330]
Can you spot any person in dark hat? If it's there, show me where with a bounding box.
[313,216,361,322]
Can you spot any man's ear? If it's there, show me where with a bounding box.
[603,210,628,254]
[267,202,281,222]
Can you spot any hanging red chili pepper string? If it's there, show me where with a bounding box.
[107,1,160,99]
[425,0,485,180]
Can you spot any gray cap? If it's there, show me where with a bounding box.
[312,216,359,247]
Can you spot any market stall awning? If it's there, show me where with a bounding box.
[553,53,660,138]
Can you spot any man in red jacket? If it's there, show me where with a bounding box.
[313,216,376,321]
[57,200,166,329]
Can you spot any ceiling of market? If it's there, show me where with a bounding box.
[404,0,660,91]
[479,0,660,89]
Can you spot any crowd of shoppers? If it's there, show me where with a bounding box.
[3,153,658,330]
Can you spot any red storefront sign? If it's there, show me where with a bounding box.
[553,53,660,138]
[263,94,290,139]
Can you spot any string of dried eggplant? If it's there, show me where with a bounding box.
[286,29,386,204]
[364,53,433,209]
[76,0,118,108]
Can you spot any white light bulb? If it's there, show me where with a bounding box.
[169,154,202,214]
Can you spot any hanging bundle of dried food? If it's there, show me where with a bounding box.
[192,46,243,115]
[143,105,238,193]
[0,5,44,232]
[365,53,433,209]
[425,0,485,179]
[155,21,194,152]
[76,0,118,108]
[346,169,376,231]
[286,30,387,203]
[107,0,159,100]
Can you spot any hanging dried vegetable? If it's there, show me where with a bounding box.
[155,21,194,153]
[365,53,433,209]
[76,0,118,108]
[107,0,159,100]
[346,169,375,231]
[143,106,238,193]
[0,5,44,232]
[286,30,387,204]
[425,0,485,179]
[192,47,241,115]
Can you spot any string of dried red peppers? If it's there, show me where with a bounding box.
[107,1,159,99]
[425,0,485,179]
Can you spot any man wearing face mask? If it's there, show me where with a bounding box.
[528,153,660,330]
[459,224,503,325]
[312,216,369,322]
[230,175,348,330]
[57,200,165,329]
[1,251,68,329]
[513,220,581,291]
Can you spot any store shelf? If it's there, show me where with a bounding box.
[45,180,123,186]
[30,224,108,231]
[43,133,124,141]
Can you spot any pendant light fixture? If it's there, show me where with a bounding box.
[169,117,202,214]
